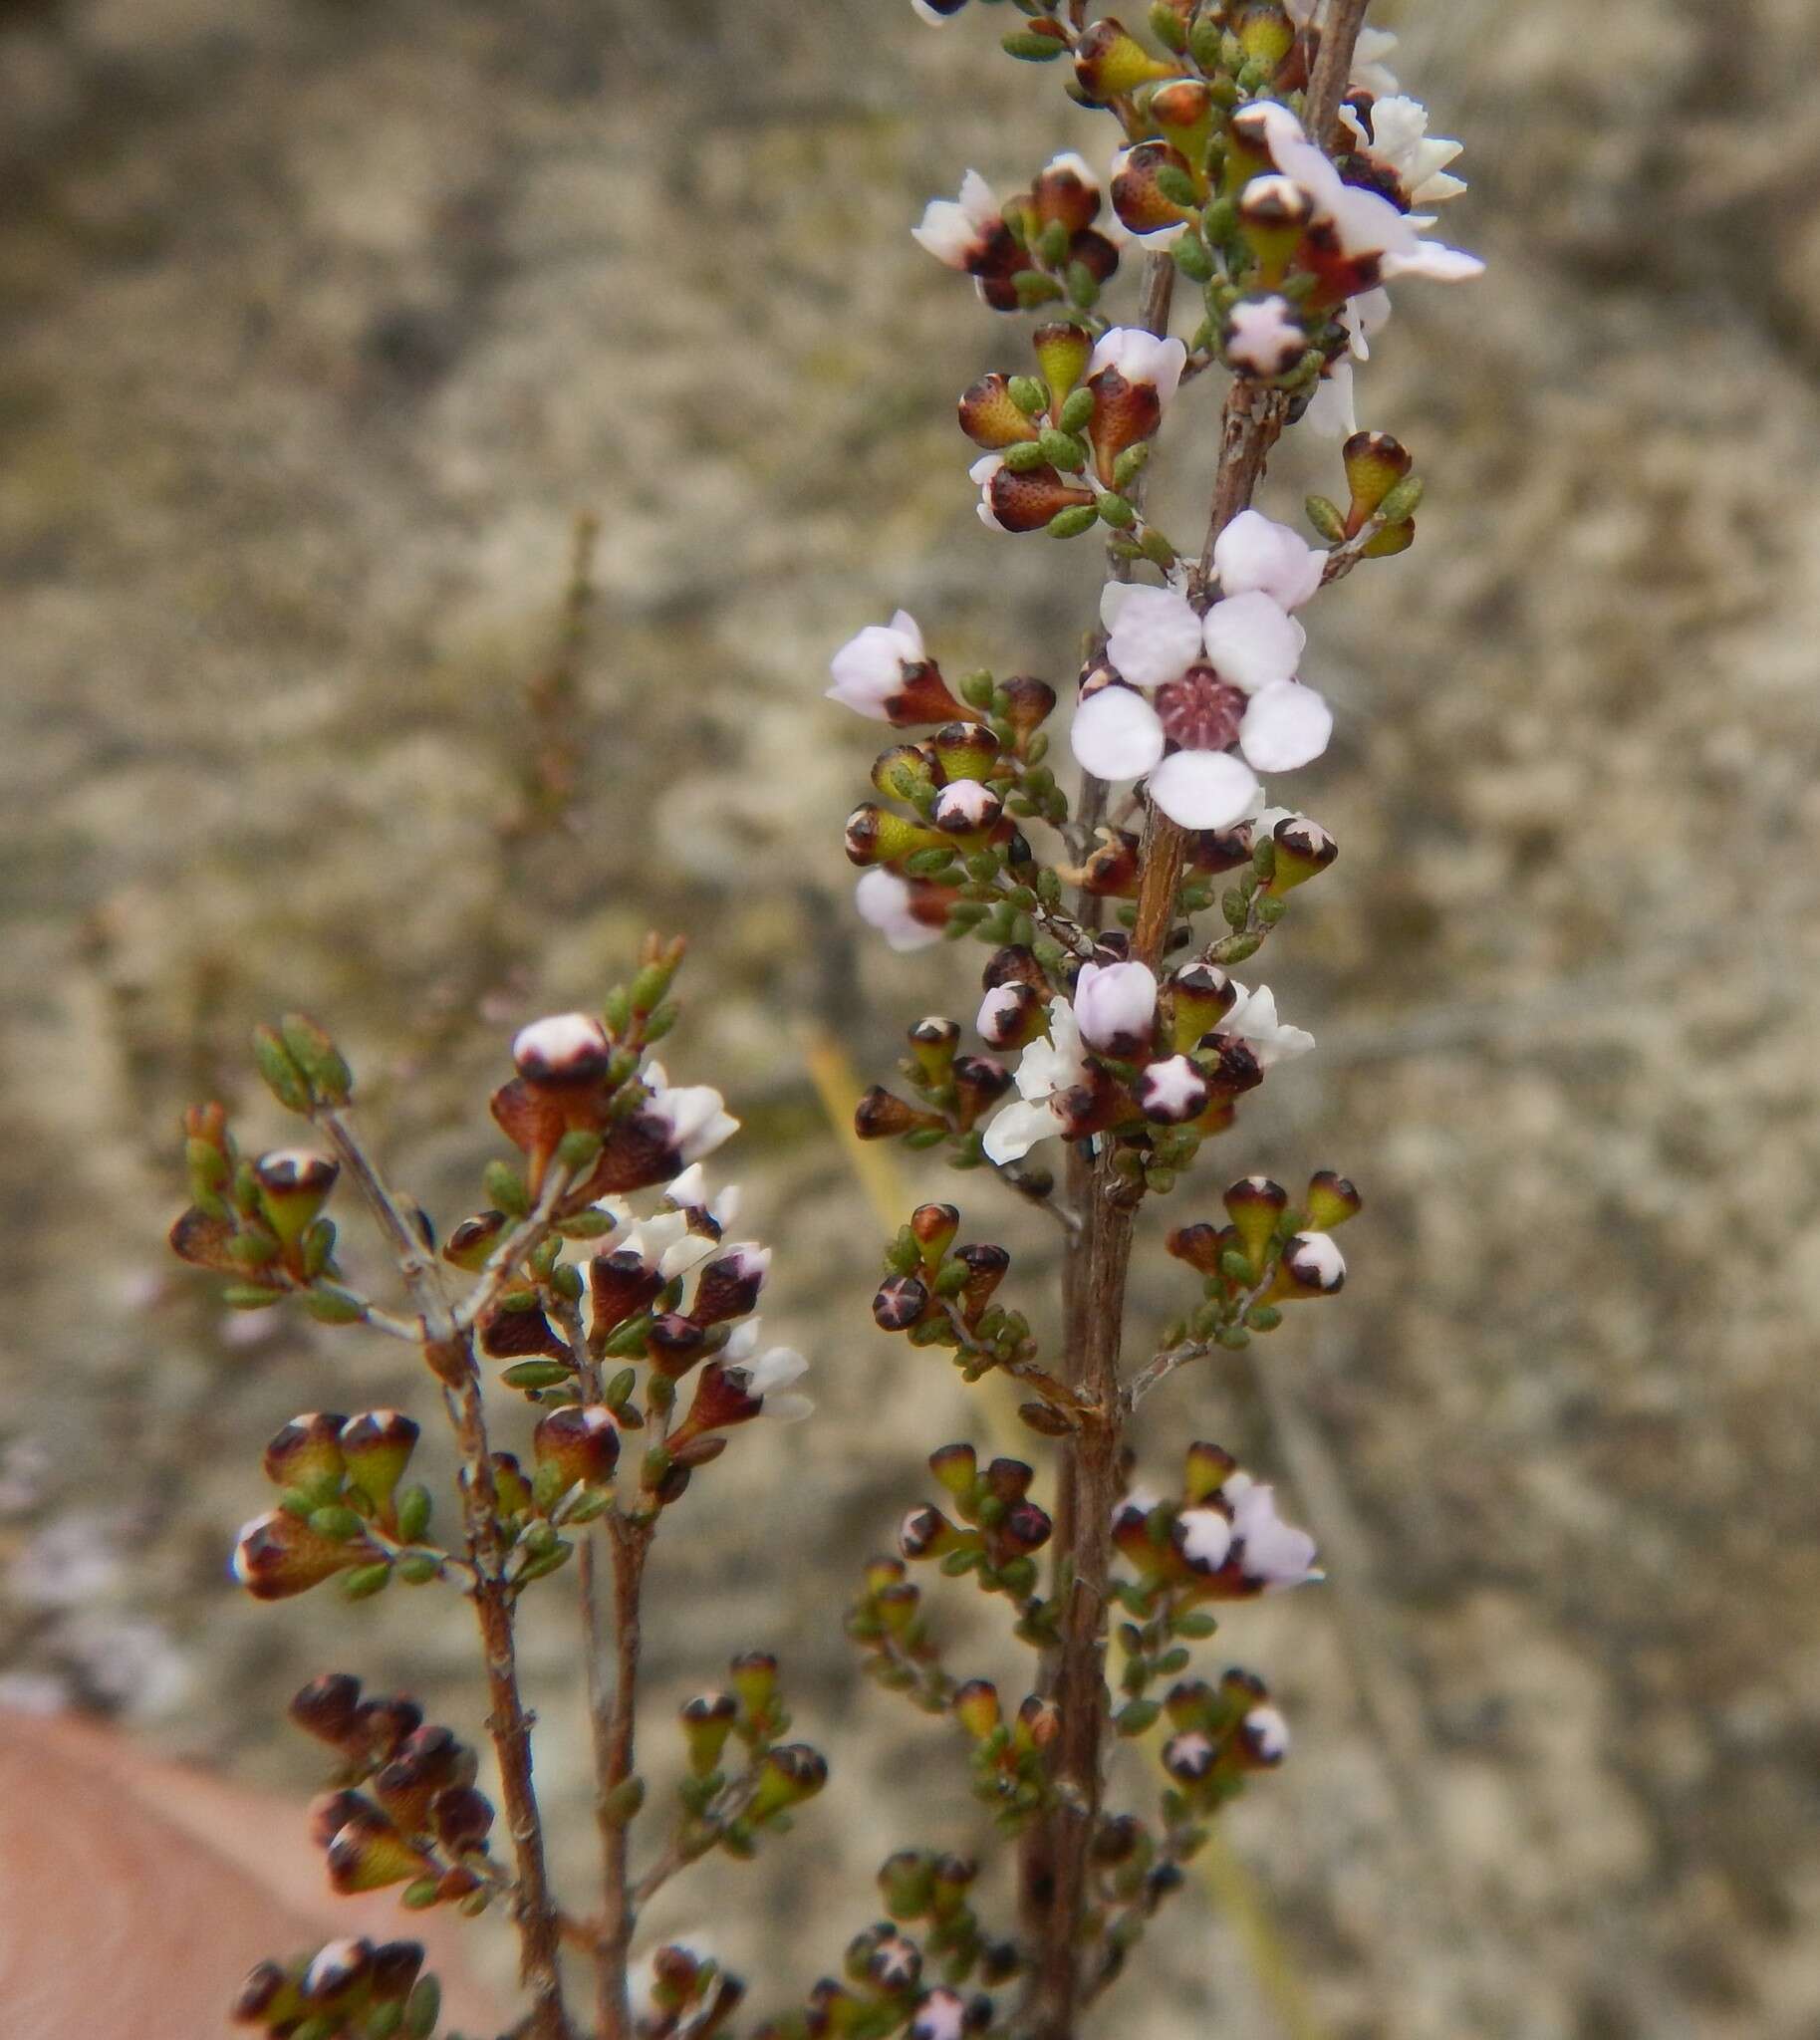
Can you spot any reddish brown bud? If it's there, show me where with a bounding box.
[478,1299,568,1362]
[354,1693,424,1759]
[950,1054,1013,1130]
[589,1247,664,1335]
[262,1412,349,1492]
[958,372,1042,450]
[232,1509,364,1601]
[1111,140,1194,235]
[955,1242,1010,1321]
[1081,829,1141,898]
[309,1787,374,1851]
[512,1011,613,1086]
[290,1671,364,1746]
[431,1784,495,1853]
[873,1273,931,1333]
[533,1403,621,1487]
[647,1312,708,1379]
[1167,1222,1225,1275]
[855,1088,943,1142]
[981,461,1095,534]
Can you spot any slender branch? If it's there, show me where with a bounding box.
[598,1518,653,2040]
[315,1108,573,2040]
[1022,0,1380,2015]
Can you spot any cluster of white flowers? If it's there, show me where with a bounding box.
[1175,1470,1323,1593]
[1075,508,1331,828]
[977,962,1313,1165]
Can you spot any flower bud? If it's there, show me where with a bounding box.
[680,1690,739,1774]
[845,803,948,869]
[1084,330,1185,485]
[647,1312,708,1379]
[690,1243,771,1324]
[1237,1703,1290,1767]
[874,1272,931,1332]
[910,1988,973,2040]
[952,1677,1001,1740]
[512,1012,612,1086]
[1198,1034,1264,1099]
[1072,958,1158,1056]
[1165,1676,1217,1728]
[900,1503,960,1561]
[589,1247,664,1334]
[958,372,1042,449]
[930,719,1003,784]
[910,1202,961,1264]
[1269,1231,1346,1299]
[1342,429,1413,530]
[1224,292,1307,378]
[1304,1169,1362,1229]
[308,1788,372,1852]
[1168,968,1238,1056]
[487,1452,534,1517]
[326,1808,435,1894]
[263,1411,349,1494]
[729,1650,778,1719]
[750,1743,828,1821]
[999,1500,1053,1555]
[1166,1221,1225,1275]
[1074,19,1178,99]
[231,1960,298,2025]
[672,1360,764,1439]
[232,1509,364,1600]
[1111,140,1194,236]
[1162,1729,1217,1783]
[1080,827,1140,898]
[855,1087,944,1142]
[928,1442,976,1497]
[908,1014,961,1085]
[1137,1053,1209,1125]
[301,1937,374,2004]
[251,1148,340,1248]
[1031,323,1093,409]
[973,457,1095,534]
[533,1403,621,1488]
[1030,150,1101,234]
[369,1940,427,2003]
[290,1671,364,1747]
[999,673,1058,739]
[950,1054,1013,1130]
[955,1241,1010,1320]
[1222,1176,1288,1266]
[339,1410,419,1514]
[1183,1439,1239,1505]
[932,779,1003,838]
[977,980,1045,1051]
[1267,814,1338,892]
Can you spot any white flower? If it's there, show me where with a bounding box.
[910,169,999,268]
[1243,1704,1291,1763]
[827,611,925,721]
[1219,982,1315,1069]
[1212,509,1325,611]
[1175,1506,1234,1572]
[1353,26,1402,96]
[643,1065,738,1167]
[724,1323,813,1421]
[662,1163,740,1232]
[931,778,999,832]
[1087,326,1187,403]
[1072,959,1157,1055]
[1137,1052,1208,1124]
[1283,1229,1346,1293]
[981,1000,1088,1164]
[1224,292,1306,379]
[856,868,944,953]
[1074,589,1329,830]
[1254,104,1481,282]
[1341,95,1465,208]
[1228,1481,1321,1590]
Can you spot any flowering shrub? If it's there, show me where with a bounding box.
[180,5,1479,2037]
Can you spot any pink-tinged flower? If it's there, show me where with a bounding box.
[642,1066,738,1169]
[1253,104,1481,284]
[1224,293,1307,379]
[1072,958,1157,1056]
[828,611,971,725]
[1073,586,1330,829]
[1341,95,1466,208]
[911,170,1003,270]
[980,1000,1088,1164]
[1212,510,1325,611]
[1227,1479,1321,1590]
[1086,327,1187,404]
[1217,981,1315,1069]
[1136,1052,1208,1124]
[855,868,947,953]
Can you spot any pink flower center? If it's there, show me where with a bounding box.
[1153,664,1246,753]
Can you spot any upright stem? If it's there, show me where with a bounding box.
[596,1520,652,2040]
[318,1110,572,2040]
[1024,9,1375,2026]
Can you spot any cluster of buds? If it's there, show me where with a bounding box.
[1164,1167,1360,1351]
[962,322,1186,548]
[869,1204,1030,1381]
[853,1018,1012,1164]
[1158,1667,1290,1802]
[639,1944,745,2040]
[668,1653,828,1862]
[899,1445,1056,1623]
[232,1411,436,1604]
[232,1937,438,2040]
[848,1556,952,1717]
[286,1673,499,1912]
[754,1852,1012,2040]
[170,1105,360,1322]
[950,1675,1061,1832]
[911,152,1120,315]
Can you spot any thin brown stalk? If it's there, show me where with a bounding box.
[1023,2,1379,2023]
[317,1108,572,2040]
[597,1518,652,2040]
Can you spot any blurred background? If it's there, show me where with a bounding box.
[3,1,1819,2034]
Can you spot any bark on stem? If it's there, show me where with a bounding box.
[1025,5,1375,2020]
[317,1110,572,2040]
[596,1519,652,2040]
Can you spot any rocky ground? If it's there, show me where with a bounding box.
[3,1,1819,2035]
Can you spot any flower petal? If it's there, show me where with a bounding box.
[1200,590,1305,693]
[1071,686,1166,781]
[981,1098,1061,1166]
[1106,585,1203,688]
[1148,749,1261,830]
[1212,510,1324,611]
[1239,681,1332,774]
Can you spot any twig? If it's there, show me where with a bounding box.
[315,1107,573,2040]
